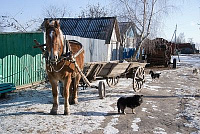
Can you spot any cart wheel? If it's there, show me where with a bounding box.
[106,76,119,87]
[98,81,106,99]
[133,67,145,92]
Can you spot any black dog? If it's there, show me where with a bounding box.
[149,70,161,79]
[117,95,143,114]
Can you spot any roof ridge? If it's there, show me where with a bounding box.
[45,17,116,20]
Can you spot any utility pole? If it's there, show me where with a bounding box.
[171,24,180,62]
[171,24,177,42]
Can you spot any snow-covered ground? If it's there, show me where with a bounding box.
[0,54,200,134]
[0,74,138,133]
[173,54,200,133]
[172,54,200,68]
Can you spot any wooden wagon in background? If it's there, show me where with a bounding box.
[143,38,173,67]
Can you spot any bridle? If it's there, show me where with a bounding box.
[45,27,62,62]
[45,27,83,73]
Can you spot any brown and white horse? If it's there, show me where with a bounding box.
[45,20,84,115]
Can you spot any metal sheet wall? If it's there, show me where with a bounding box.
[0,32,45,86]
[65,35,107,62]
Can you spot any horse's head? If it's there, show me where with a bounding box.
[45,20,64,64]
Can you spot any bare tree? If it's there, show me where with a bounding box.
[0,20,4,32]
[0,15,27,32]
[114,0,174,60]
[1,5,71,32]
[43,5,70,18]
[188,38,194,44]
[79,3,109,18]
[177,32,185,43]
[1,15,42,32]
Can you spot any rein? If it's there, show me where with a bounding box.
[47,61,66,72]
[46,40,84,73]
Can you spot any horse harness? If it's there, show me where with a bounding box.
[45,40,84,73]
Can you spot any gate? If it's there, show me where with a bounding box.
[0,32,45,87]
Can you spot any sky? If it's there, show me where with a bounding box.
[162,0,200,46]
[0,0,200,48]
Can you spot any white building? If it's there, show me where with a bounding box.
[43,17,121,62]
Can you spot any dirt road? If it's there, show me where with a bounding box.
[89,64,200,134]
[0,54,200,134]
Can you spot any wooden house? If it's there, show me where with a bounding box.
[42,17,121,62]
[118,22,138,49]
[118,22,138,59]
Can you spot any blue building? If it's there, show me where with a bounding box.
[118,22,139,60]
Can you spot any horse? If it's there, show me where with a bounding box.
[44,20,84,115]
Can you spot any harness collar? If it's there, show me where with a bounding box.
[45,40,84,73]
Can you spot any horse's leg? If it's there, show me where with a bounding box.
[69,77,75,105]
[72,74,81,104]
[69,76,78,104]
[49,79,59,115]
[63,75,72,115]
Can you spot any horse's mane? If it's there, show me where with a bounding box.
[59,28,64,46]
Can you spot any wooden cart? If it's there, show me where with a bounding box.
[79,61,146,98]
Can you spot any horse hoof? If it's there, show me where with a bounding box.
[50,110,57,115]
[70,99,78,105]
[64,111,70,115]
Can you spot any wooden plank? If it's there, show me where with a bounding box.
[13,56,17,86]
[84,61,147,78]
[33,55,36,82]
[0,86,15,91]
[0,83,14,87]
[106,63,130,77]
[29,55,33,83]
[4,56,8,83]
[0,59,2,83]
[25,55,28,84]
[97,62,118,77]
[0,88,16,93]
[0,83,16,94]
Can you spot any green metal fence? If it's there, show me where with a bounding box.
[0,32,45,86]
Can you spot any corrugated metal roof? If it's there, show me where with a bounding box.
[43,17,121,44]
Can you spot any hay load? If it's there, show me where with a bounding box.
[143,38,173,67]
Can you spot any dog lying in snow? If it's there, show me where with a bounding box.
[149,70,161,79]
[117,95,143,115]
[193,68,199,75]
